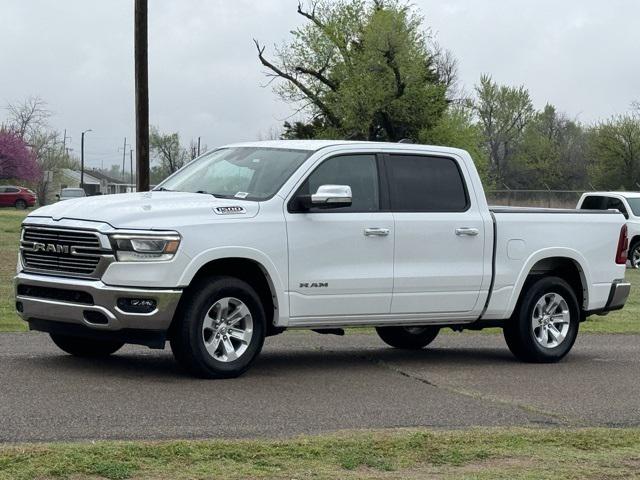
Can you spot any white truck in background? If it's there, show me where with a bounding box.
[577,192,640,268]
[15,141,630,378]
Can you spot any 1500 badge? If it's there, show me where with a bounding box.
[214,206,246,215]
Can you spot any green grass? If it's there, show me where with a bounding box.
[0,208,638,333]
[1,428,640,479]
[0,210,27,332]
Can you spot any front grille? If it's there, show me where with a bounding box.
[21,227,106,277]
[23,228,100,248]
[17,284,94,304]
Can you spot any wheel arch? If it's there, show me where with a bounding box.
[175,249,288,333]
[506,249,591,318]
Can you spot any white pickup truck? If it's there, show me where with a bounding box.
[15,141,631,378]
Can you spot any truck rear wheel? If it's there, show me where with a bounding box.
[50,334,124,357]
[503,276,579,363]
[170,276,266,379]
[629,241,640,269]
[376,326,440,349]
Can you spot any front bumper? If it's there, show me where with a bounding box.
[14,272,182,333]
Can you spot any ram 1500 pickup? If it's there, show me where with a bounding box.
[15,141,631,378]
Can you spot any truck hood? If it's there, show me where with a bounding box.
[28,192,260,229]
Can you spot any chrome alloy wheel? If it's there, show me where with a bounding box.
[531,292,571,349]
[202,297,253,362]
[631,245,640,269]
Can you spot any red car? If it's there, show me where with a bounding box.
[0,186,37,209]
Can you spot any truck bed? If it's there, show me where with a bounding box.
[489,206,620,215]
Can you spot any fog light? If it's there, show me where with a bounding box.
[117,298,157,314]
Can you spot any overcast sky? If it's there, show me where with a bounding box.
[1,0,638,169]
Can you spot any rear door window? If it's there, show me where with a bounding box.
[385,155,468,212]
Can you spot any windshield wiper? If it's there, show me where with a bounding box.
[195,191,237,199]
[153,187,173,192]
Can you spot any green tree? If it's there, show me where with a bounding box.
[588,113,640,189]
[150,126,189,176]
[255,0,453,141]
[474,75,534,186]
[511,105,588,189]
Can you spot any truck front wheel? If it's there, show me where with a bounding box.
[170,276,266,379]
[50,334,124,357]
[376,326,440,349]
[503,276,579,363]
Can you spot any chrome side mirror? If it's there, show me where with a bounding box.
[311,185,352,208]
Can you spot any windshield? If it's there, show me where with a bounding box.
[156,147,312,201]
[625,197,640,216]
[62,190,85,198]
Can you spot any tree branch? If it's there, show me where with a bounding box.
[382,46,406,99]
[294,66,338,91]
[254,39,341,128]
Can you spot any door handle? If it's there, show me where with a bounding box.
[455,227,479,237]
[364,227,390,237]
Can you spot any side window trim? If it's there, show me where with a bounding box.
[287,152,383,214]
[381,153,471,213]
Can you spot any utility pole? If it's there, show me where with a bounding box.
[61,129,71,155]
[80,129,92,191]
[197,136,201,156]
[130,148,134,189]
[120,137,128,180]
[135,0,150,191]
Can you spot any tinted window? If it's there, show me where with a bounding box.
[625,197,640,216]
[607,197,629,217]
[295,154,379,212]
[386,155,468,212]
[580,196,606,210]
[0,187,5,193]
[5,187,19,193]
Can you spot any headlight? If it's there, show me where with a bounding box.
[109,233,181,262]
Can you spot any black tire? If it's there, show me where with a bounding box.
[15,199,27,210]
[503,276,579,363]
[170,276,266,379]
[629,241,640,269]
[50,334,124,357]
[375,326,440,349]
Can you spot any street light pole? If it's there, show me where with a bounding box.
[80,129,92,191]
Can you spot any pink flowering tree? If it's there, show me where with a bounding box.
[0,129,41,182]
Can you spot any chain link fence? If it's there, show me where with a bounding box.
[486,190,584,209]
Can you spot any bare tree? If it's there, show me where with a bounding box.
[5,97,52,141]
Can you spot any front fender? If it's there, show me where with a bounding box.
[178,246,289,325]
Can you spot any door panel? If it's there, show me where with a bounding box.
[285,153,394,318]
[287,212,394,317]
[392,211,485,313]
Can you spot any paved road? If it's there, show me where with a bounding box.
[1,332,639,442]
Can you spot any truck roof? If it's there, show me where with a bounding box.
[583,191,640,198]
[219,139,467,155]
